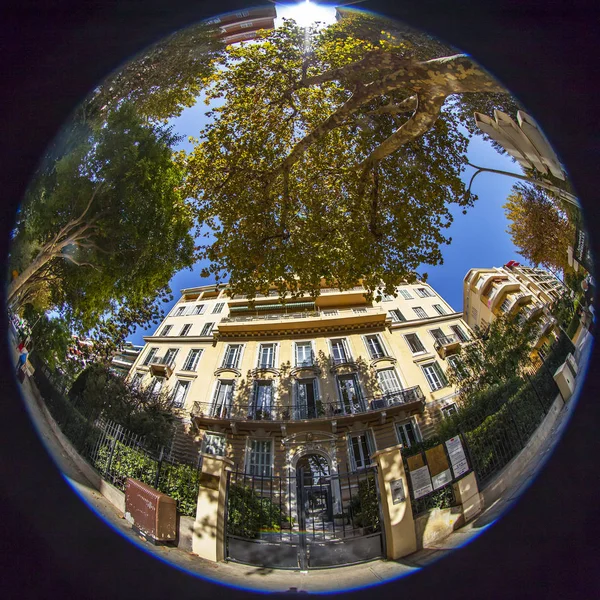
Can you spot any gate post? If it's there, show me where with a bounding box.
[191,453,233,562]
[372,445,417,560]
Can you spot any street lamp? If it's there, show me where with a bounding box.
[470,109,580,209]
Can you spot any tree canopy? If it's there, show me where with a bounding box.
[9,103,195,343]
[447,312,540,401]
[180,15,518,300]
[69,363,175,448]
[504,183,574,275]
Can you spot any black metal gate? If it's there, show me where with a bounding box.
[225,466,385,569]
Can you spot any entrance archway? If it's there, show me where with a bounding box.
[296,453,332,521]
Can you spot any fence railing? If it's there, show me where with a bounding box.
[438,332,574,488]
[220,306,385,325]
[28,353,202,517]
[192,386,425,422]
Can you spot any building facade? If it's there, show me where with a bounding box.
[127,280,473,482]
[110,341,143,378]
[463,261,565,357]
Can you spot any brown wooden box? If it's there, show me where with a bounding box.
[125,478,177,543]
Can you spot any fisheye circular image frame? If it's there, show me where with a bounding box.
[2,0,597,597]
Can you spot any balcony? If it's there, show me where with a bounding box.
[507,292,533,313]
[489,281,521,311]
[479,274,509,297]
[520,302,544,321]
[149,356,176,378]
[191,386,425,426]
[433,334,461,359]
[534,316,557,342]
[217,306,388,336]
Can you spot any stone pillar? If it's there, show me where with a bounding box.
[192,453,233,562]
[452,471,482,522]
[372,444,417,560]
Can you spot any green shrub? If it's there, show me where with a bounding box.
[411,485,455,515]
[348,476,380,532]
[227,483,289,538]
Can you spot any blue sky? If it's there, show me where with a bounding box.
[127,8,525,345]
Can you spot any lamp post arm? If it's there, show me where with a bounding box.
[466,163,580,209]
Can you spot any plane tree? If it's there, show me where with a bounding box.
[181,16,517,300]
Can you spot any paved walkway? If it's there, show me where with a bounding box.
[13,332,591,594]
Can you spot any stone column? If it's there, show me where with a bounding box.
[192,453,233,562]
[372,444,417,560]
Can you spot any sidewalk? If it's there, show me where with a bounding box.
[14,341,584,594]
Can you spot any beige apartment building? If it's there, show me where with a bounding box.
[127,280,473,480]
[463,261,565,357]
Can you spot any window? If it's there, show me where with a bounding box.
[396,421,421,448]
[295,378,319,419]
[132,372,144,389]
[331,338,350,364]
[143,347,159,366]
[211,380,234,417]
[405,333,425,354]
[160,325,173,336]
[421,362,448,391]
[183,349,202,372]
[323,309,338,316]
[251,381,273,418]
[200,322,214,336]
[174,306,186,316]
[222,344,242,369]
[376,368,402,396]
[500,298,511,313]
[348,432,374,471]
[295,342,313,367]
[202,433,225,456]
[150,377,164,396]
[450,324,469,342]
[399,289,413,300]
[180,323,192,336]
[382,293,395,302]
[432,304,447,316]
[338,374,365,414]
[470,307,478,320]
[429,328,446,343]
[413,307,428,319]
[172,380,190,408]
[447,356,467,380]
[193,304,205,315]
[388,309,406,323]
[353,307,367,314]
[163,348,178,367]
[212,302,225,314]
[441,404,458,419]
[416,287,433,298]
[364,334,385,359]
[247,439,273,477]
[257,343,276,369]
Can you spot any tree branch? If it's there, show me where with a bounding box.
[56,253,101,270]
[267,55,503,189]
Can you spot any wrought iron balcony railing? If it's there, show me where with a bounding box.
[220,306,385,325]
[191,386,425,422]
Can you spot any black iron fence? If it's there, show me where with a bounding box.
[225,466,385,569]
[192,386,425,422]
[437,332,574,488]
[28,353,202,517]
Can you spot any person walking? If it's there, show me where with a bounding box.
[16,345,29,382]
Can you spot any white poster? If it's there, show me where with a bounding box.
[410,465,433,499]
[445,437,469,478]
[432,469,453,490]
